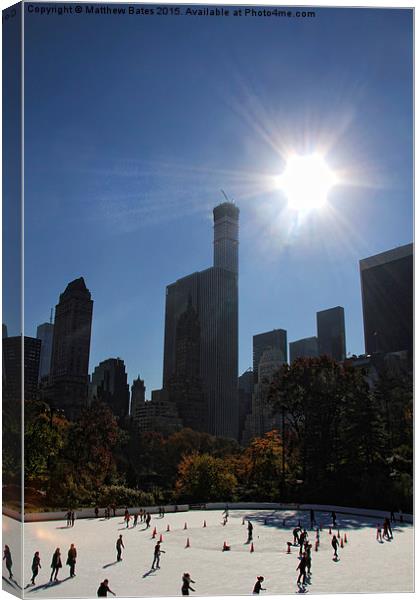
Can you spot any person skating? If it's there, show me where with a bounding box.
[97,579,116,597]
[112,504,116,517]
[3,545,13,579]
[31,551,41,585]
[182,572,196,595]
[376,524,382,542]
[305,544,312,576]
[293,526,301,545]
[331,535,339,560]
[66,510,72,527]
[151,541,165,570]
[124,512,130,528]
[247,520,254,543]
[296,553,307,586]
[71,511,75,527]
[385,518,393,539]
[253,576,266,594]
[95,506,99,519]
[67,544,77,577]
[383,519,390,541]
[332,511,337,527]
[298,531,306,556]
[146,512,151,528]
[133,513,138,527]
[50,548,62,582]
[116,535,125,562]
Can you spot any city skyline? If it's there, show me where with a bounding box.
[10,6,412,394]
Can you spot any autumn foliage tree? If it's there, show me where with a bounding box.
[174,452,237,502]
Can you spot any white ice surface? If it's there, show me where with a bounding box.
[2,509,414,598]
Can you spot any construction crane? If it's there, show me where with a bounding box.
[221,189,234,204]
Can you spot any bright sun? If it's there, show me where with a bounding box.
[277,154,338,212]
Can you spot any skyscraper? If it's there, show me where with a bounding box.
[47,277,93,419]
[167,296,207,432]
[90,358,130,420]
[316,306,346,362]
[36,322,54,381]
[289,336,319,363]
[163,202,239,439]
[3,336,41,402]
[253,329,287,383]
[130,375,146,426]
[360,243,413,356]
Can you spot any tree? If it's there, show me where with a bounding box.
[174,453,237,502]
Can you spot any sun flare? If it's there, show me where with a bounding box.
[276,154,338,212]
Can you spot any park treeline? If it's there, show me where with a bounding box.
[3,357,412,513]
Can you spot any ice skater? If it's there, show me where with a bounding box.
[331,535,339,560]
[95,506,99,518]
[66,543,77,577]
[296,553,307,587]
[331,511,337,527]
[50,548,62,582]
[3,545,13,579]
[146,512,151,528]
[133,513,138,527]
[97,579,116,597]
[293,526,301,545]
[124,512,130,528]
[376,524,383,542]
[116,535,125,562]
[305,544,312,576]
[151,541,165,569]
[31,551,41,585]
[247,520,254,543]
[181,572,196,595]
[71,511,76,527]
[253,576,266,594]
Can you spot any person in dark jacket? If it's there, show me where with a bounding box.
[3,545,13,579]
[31,551,41,585]
[332,511,337,527]
[116,535,125,562]
[97,579,116,597]
[253,576,266,594]
[296,554,307,586]
[247,521,254,543]
[181,573,196,595]
[50,548,62,582]
[151,541,165,569]
[292,527,301,545]
[331,535,339,560]
[67,544,77,577]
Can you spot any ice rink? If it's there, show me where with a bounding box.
[2,508,414,597]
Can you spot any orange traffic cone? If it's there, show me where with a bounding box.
[166,524,170,532]
[185,537,190,548]
[203,520,207,528]
[223,541,229,551]
[159,533,163,542]
[344,533,347,543]
[340,537,344,548]
[250,542,254,553]
[287,542,292,554]
[184,522,188,530]
[152,527,157,538]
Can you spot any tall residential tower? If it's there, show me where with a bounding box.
[163,202,239,439]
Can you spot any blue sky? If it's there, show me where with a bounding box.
[18,4,413,396]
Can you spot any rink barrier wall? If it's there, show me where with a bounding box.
[4,502,412,523]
